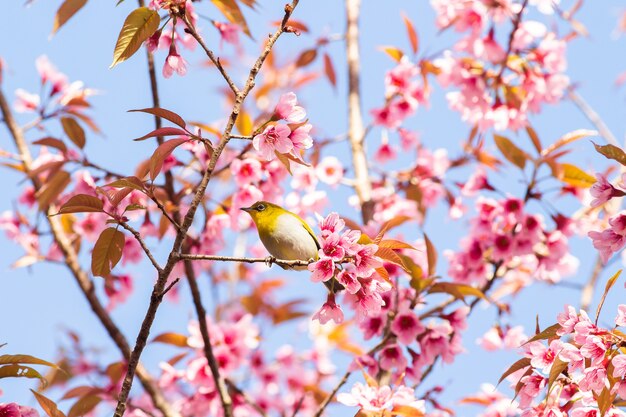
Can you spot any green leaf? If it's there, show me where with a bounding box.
[494,134,527,169]
[110,7,160,68]
[31,390,67,417]
[61,117,86,149]
[498,357,531,385]
[55,194,104,215]
[593,142,626,166]
[51,0,87,35]
[91,228,125,277]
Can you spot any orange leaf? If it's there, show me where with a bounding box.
[494,134,527,169]
[401,12,419,54]
[68,395,101,417]
[424,233,437,276]
[33,137,68,154]
[379,46,404,62]
[296,49,318,67]
[526,126,542,154]
[31,390,67,417]
[151,332,189,348]
[554,163,596,188]
[323,53,337,88]
[51,0,87,35]
[55,194,104,215]
[211,0,251,37]
[595,270,622,325]
[110,7,160,68]
[61,117,86,149]
[91,228,125,277]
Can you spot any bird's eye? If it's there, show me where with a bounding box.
[256,204,266,211]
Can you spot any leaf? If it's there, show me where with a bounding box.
[37,170,71,209]
[31,389,67,417]
[55,194,103,215]
[593,142,626,166]
[555,163,596,188]
[134,127,189,141]
[375,247,410,274]
[51,0,87,35]
[497,357,531,385]
[0,365,46,384]
[106,176,145,191]
[547,357,568,393]
[542,129,598,157]
[378,239,417,251]
[375,216,412,243]
[110,7,160,68]
[323,53,336,88]
[211,0,251,37]
[61,117,86,149]
[91,228,125,277]
[295,49,318,67]
[494,134,527,169]
[151,333,189,348]
[236,111,253,136]
[275,151,292,175]
[68,395,101,417]
[401,13,419,54]
[428,282,486,303]
[596,270,622,325]
[523,323,561,345]
[128,108,186,129]
[110,188,133,208]
[597,386,616,417]
[424,233,437,276]
[61,386,101,400]
[149,138,189,180]
[0,354,58,368]
[33,137,68,154]
[379,46,404,62]
[392,405,425,417]
[526,126,542,154]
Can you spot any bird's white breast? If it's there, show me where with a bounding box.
[260,213,319,262]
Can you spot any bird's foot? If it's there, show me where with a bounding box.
[264,255,276,267]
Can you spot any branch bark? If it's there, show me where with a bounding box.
[345,0,374,225]
[0,89,180,417]
[113,3,301,416]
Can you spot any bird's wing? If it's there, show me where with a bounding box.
[290,213,321,251]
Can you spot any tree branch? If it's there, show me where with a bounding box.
[118,221,163,272]
[113,3,301,416]
[345,0,374,225]
[178,253,312,267]
[0,89,180,417]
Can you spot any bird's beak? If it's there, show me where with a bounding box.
[240,206,252,212]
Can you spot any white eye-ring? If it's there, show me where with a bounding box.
[257,204,266,211]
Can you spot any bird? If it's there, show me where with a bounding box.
[241,201,342,293]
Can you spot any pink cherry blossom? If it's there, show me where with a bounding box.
[590,174,623,208]
[312,293,344,324]
[315,156,343,186]
[308,256,335,282]
[274,92,306,123]
[163,45,188,78]
[616,304,626,327]
[253,124,293,161]
[214,21,239,46]
[13,89,40,113]
[391,310,424,345]
[379,344,407,371]
[612,354,626,379]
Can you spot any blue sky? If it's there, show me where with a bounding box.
[1,0,626,414]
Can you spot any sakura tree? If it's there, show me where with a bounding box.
[1,1,626,417]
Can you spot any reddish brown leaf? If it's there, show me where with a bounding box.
[134,127,189,141]
[593,142,626,166]
[68,395,101,417]
[129,107,186,129]
[52,0,87,35]
[106,176,145,191]
[526,126,542,154]
[401,12,419,54]
[149,138,189,180]
[523,323,561,345]
[61,117,86,149]
[61,386,102,400]
[31,390,67,417]
[110,188,133,208]
[547,357,568,393]
[494,134,527,169]
[424,233,437,276]
[37,170,71,209]
[56,194,104,215]
[33,137,68,154]
[497,357,531,385]
[91,228,125,277]
[323,53,336,88]
[296,49,318,67]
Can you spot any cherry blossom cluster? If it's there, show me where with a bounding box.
[0,403,39,417]
[446,196,578,292]
[308,213,388,324]
[502,304,626,417]
[588,174,626,263]
[430,0,569,131]
[252,93,313,162]
[154,312,336,417]
[338,382,425,415]
[13,56,95,115]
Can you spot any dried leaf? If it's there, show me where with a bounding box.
[55,194,103,215]
[61,117,86,149]
[593,142,626,166]
[91,228,125,277]
[52,0,87,35]
[494,134,527,169]
[151,332,189,348]
[497,357,531,385]
[134,127,189,141]
[37,170,71,209]
[149,138,189,180]
[295,49,318,67]
[110,7,160,68]
[541,129,598,157]
[211,0,251,37]
[68,395,101,417]
[33,137,68,154]
[596,270,622,325]
[401,13,419,54]
[31,389,67,417]
[129,107,186,129]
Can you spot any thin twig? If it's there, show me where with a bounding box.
[160,277,180,298]
[118,222,163,272]
[225,379,269,417]
[0,89,180,417]
[345,0,373,224]
[178,253,312,267]
[113,3,301,416]
[229,134,253,140]
[181,14,240,96]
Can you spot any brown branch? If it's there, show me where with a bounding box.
[0,89,180,417]
[225,379,268,417]
[118,221,163,272]
[181,14,240,97]
[113,3,301,416]
[568,90,619,146]
[178,253,312,267]
[345,0,374,225]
